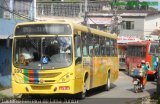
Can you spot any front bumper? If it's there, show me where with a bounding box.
[12,80,76,94]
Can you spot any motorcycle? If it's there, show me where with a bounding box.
[131,68,145,93]
[132,77,143,93]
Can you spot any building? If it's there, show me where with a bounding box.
[0,0,36,87]
[87,10,160,38]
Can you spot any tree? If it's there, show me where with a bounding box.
[140,1,149,10]
[125,1,139,10]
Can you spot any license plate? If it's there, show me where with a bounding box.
[133,81,138,84]
[59,86,70,90]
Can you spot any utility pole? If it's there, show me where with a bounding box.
[0,0,3,18]
[33,0,36,21]
[9,0,14,19]
[111,3,119,34]
[82,0,88,25]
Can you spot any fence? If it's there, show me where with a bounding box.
[37,1,111,17]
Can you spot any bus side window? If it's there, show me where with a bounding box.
[113,39,118,56]
[87,34,94,57]
[82,32,88,56]
[94,35,100,56]
[100,37,106,56]
[106,38,110,56]
[74,35,82,64]
[110,39,114,56]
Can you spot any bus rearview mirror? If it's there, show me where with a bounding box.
[6,38,11,48]
[75,57,82,65]
[148,43,159,56]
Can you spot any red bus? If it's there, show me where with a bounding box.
[125,40,157,80]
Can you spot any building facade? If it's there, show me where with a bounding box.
[0,0,35,87]
[87,10,160,39]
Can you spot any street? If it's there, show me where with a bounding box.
[87,70,156,98]
[76,70,156,104]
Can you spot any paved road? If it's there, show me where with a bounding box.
[86,70,156,98]
[78,70,156,104]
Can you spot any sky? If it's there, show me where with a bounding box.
[139,0,160,11]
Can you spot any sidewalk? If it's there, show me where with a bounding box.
[0,88,13,98]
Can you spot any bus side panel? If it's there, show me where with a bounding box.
[114,56,119,82]
[146,43,152,70]
[99,57,108,86]
[151,55,157,70]
[74,63,83,94]
[92,57,100,88]
[110,57,119,82]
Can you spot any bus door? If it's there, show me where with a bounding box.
[74,34,83,81]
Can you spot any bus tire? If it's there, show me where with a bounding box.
[77,78,87,99]
[21,94,39,99]
[21,94,31,99]
[104,71,110,91]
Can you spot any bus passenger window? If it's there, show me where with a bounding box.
[89,46,94,56]
[100,37,106,56]
[74,35,82,58]
[82,33,88,56]
[105,38,110,56]
[94,35,100,56]
[83,46,88,56]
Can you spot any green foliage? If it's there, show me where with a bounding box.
[157,97,160,104]
[0,93,7,98]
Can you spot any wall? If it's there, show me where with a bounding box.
[0,19,24,87]
[0,40,11,87]
[119,17,145,38]
[144,14,160,35]
[0,19,24,37]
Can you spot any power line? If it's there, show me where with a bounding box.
[0,5,33,21]
[4,0,18,24]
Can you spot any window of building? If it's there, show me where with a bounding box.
[122,21,134,30]
[156,22,158,27]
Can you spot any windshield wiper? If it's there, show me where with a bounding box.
[25,34,39,51]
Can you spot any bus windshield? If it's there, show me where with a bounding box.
[15,24,72,35]
[127,45,146,58]
[14,36,72,69]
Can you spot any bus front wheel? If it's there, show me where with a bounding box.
[77,79,87,99]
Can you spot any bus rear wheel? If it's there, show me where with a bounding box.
[104,72,110,91]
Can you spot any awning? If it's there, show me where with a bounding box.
[117,36,141,44]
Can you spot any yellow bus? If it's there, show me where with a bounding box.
[11,20,119,99]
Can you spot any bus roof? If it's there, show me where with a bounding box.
[15,20,117,39]
[127,40,151,46]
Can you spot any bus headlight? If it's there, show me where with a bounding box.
[58,74,70,83]
[14,74,23,83]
